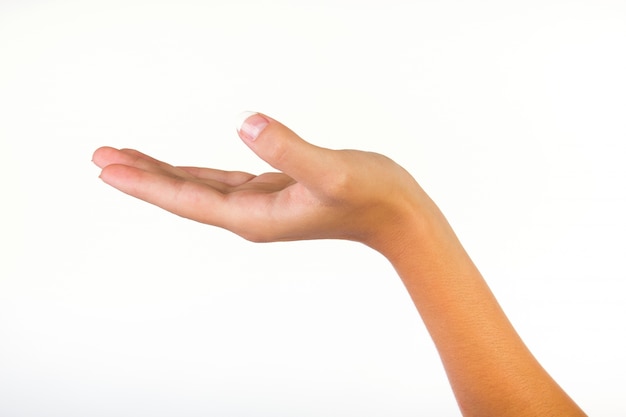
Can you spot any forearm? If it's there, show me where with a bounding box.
[375,205,586,416]
[95,113,586,415]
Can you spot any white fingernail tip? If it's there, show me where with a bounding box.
[235,111,258,132]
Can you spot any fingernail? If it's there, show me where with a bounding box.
[236,111,269,142]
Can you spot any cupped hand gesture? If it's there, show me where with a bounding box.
[92,113,431,251]
[92,112,589,417]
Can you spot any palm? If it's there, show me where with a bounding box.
[93,147,327,241]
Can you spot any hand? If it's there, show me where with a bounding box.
[93,113,432,250]
[92,112,588,416]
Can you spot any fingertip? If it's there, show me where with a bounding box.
[92,146,106,162]
[98,163,138,190]
[235,111,258,132]
[236,112,270,142]
[97,163,116,183]
[92,146,117,168]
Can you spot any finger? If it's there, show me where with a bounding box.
[236,112,341,191]
[92,146,124,169]
[118,148,199,180]
[177,166,256,187]
[95,147,260,193]
[93,146,193,180]
[119,148,174,166]
[99,163,231,226]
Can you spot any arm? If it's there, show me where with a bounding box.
[93,112,586,416]
[379,203,584,416]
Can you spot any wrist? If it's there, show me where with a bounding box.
[367,195,462,268]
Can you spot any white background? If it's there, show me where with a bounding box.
[1,1,625,415]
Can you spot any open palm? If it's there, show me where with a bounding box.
[93,113,426,248]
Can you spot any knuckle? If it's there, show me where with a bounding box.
[320,151,361,201]
[323,170,353,201]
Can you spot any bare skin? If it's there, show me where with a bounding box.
[92,113,586,416]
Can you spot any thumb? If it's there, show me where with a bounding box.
[236,112,335,185]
